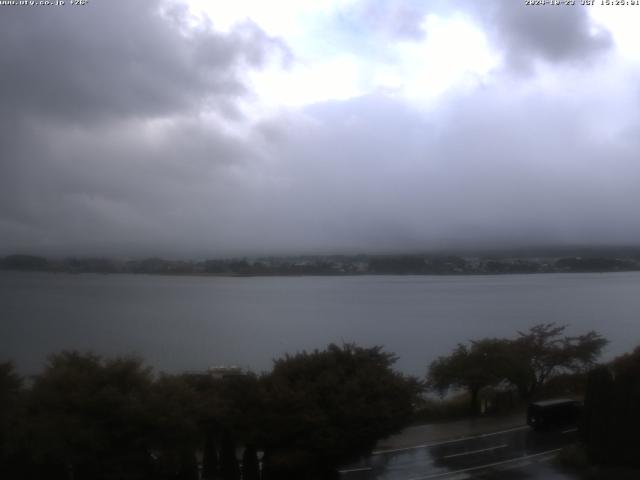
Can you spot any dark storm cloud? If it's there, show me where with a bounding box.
[0,0,286,255]
[0,0,286,123]
[474,1,613,71]
[0,111,271,255]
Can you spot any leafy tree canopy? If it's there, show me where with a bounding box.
[260,343,423,478]
[427,323,608,413]
[26,351,155,479]
[582,346,640,467]
[506,323,607,399]
[428,339,510,414]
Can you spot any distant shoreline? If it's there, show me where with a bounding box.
[2,252,640,277]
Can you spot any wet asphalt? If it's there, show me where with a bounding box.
[339,425,580,479]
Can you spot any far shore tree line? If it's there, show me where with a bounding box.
[1,323,638,479]
[3,251,640,276]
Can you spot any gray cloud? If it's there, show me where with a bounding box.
[0,0,287,255]
[3,82,640,256]
[0,0,285,124]
[475,2,613,72]
[0,0,637,258]
[0,112,268,255]
[256,90,640,252]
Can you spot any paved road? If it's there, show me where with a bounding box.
[339,425,579,479]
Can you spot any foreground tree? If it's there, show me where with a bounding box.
[428,324,608,413]
[147,374,202,480]
[260,344,422,479]
[505,323,607,400]
[581,365,615,464]
[25,352,156,480]
[0,362,24,478]
[581,346,640,467]
[428,339,510,415]
[241,445,260,480]
[3,345,425,479]
[200,431,219,480]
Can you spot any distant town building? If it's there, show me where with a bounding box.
[208,365,247,379]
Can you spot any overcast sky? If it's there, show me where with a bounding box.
[1,0,640,257]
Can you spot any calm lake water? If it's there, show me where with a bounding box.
[1,271,640,376]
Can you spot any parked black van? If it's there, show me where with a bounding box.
[527,398,582,431]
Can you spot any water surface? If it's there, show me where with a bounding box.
[2,271,639,376]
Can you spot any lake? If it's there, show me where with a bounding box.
[1,271,640,376]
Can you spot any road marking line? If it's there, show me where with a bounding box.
[442,444,508,459]
[371,425,528,456]
[337,466,372,474]
[407,448,563,480]
[562,428,578,434]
